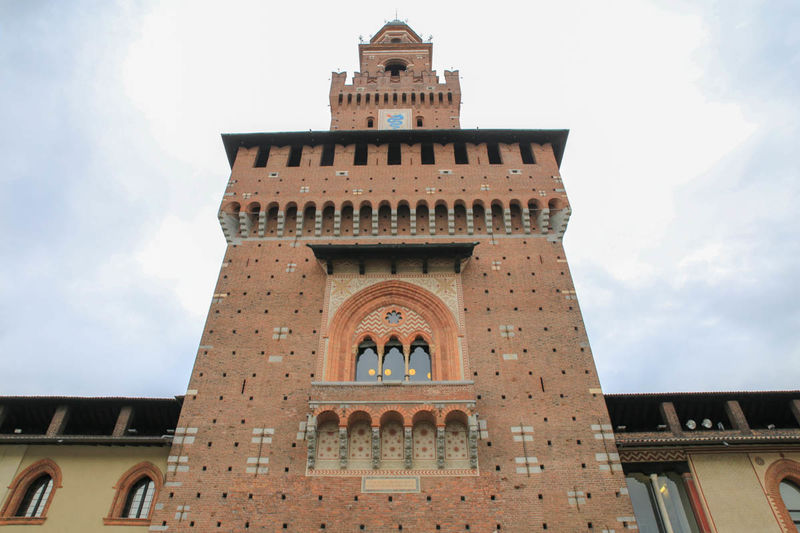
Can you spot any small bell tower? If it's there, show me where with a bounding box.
[329,20,461,130]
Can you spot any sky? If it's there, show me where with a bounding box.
[1,1,798,396]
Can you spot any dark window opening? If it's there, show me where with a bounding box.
[519,142,536,164]
[416,117,423,127]
[384,93,389,103]
[420,93,425,103]
[438,92,443,103]
[388,143,401,165]
[367,117,374,128]
[254,146,270,168]
[366,93,371,104]
[385,62,407,76]
[287,146,302,167]
[347,94,352,104]
[382,339,404,381]
[393,93,398,104]
[421,143,435,165]
[123,477,156,519]
[16,475,53,518]
[411,93,416,103]
[356,93,361,104]
[487,143,502,164]
[402,93,407,103]
[320,144,335,166]
[409,337,432,381]
[448,92,453,103]
[454,143,469,164]
[355,338,378,381]
[337,94,343,104]
[354,143,368,166]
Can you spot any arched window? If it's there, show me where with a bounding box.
[780,480,800,531]
[15,475,52,518]
[382,338,404,381]
[122,477,155,519]
[416,116,423,127]
[367,117,374,128]
[409,337,431,381]
[0,458,61,524]
[355,338,378,381]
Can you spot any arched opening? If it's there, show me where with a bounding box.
[385,61,407,77]
[509,200,523,234]
[380,411,404,463]
[321,204,335,235]
[358,203,372,235]
[340,203,354,235]
[302,204,316,235]
[416,116,423,127]
[15,475,52,518]
[367,117,374,128]
[780,480,800,530]
[434,203,448,234]
[453,202,468,235]
[408,336,431,382]
[284,204,297,236]
[265,204,279,235]
[355,337,378,381]
[397,202,411,234]
[347,412,372,464]
[416,202,429,234]
[315,411,340,464]
[246,202,260,236]
[444,420,468,463]
[122,477,155,519]
[490,202,504,233]
[378,203,392,234]
[527,199,540,231]
[382,337,404,381]
[412,419,436,464]
[472,202,486,233]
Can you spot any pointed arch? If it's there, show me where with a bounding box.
[0,458,62,524]
[104,462,164,525]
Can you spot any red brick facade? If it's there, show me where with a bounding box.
[149,20,636,532]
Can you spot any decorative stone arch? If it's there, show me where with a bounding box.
[411,408,437,427]
[765,458,800,532]
[325,280,461,382]
[0,458,62,524]
[103,461,163,525]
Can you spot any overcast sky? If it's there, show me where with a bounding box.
[1,1,798,397]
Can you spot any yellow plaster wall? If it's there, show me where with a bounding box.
[0,445,169,532]
[690,452,781,533]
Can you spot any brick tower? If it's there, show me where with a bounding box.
[150,20,636,532]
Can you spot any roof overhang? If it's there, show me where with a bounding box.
[308,243,477,274]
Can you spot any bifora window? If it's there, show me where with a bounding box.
[123,477,156,519]
[15,475,52,518]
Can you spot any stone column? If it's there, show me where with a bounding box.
[403,344,411,381]
[306,417,317,470]
[352,211,360,236]
[238,211,249,237]
[468,414,479,469]
[447,208,455,235]
[371,427,381,469]
[436,426,446,469]
[538,208,550,234]
[390,209,397,236]
[404,427,413,469]
[338,427,348,469]
[258,210,267,237]
[409,209,417,235]
[371,211,379,236]
[428,210,436,235]
[484,211,493,235]
[466,208,474,235]
[314,211,323,237]
[295,212,304,236]
[503,208,512,234]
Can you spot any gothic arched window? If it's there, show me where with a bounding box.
[409,337,431,381]
[355,338,378,381]
[15,475,52,518]
[780,480,800,531]
[382,338,404,381]
[122,477,155,519]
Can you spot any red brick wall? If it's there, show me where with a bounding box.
[148,137,636,532]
